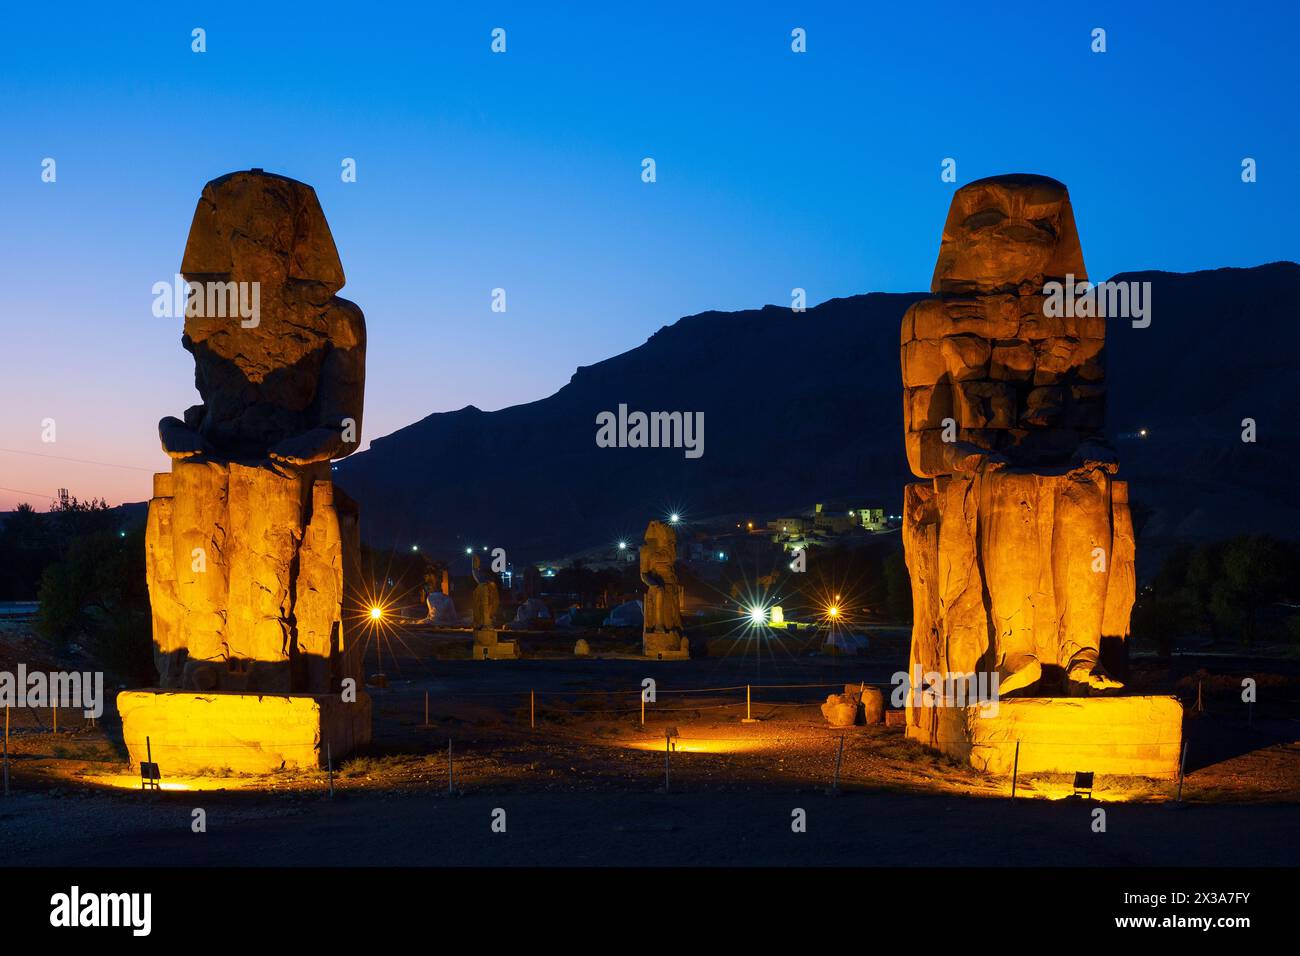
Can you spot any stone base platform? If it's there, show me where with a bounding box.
[907,695,1184,778]
[643,633,689,660]
[472,640,519,659]
[472,628,518,659]
[117,689,372,775]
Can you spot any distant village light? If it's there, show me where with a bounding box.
[669,513,680,524]
[748,606,767,625]
[618,541,627,550]
[465,547,473,554]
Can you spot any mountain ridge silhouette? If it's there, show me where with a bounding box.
[334,261,1300,573]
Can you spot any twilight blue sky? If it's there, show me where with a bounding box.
[0,1,1295,509]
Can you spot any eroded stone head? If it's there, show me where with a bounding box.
[160,169,366,464]
[931,174,1085,294]
[643,520,677,557]
[902,174,1107,478]
[181,169,344,291]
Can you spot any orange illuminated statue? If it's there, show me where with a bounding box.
[119,170,372,775]
[145,170,367,695]
[901,174,1131,723]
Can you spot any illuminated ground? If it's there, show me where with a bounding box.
[2,637,1297,865]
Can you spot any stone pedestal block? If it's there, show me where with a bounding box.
[472,629,518,659]
[118,688,372,774]
[474,642,519,660]
[906,695,1183,778]
[643,632,689,660]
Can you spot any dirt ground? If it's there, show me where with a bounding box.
[1,627,1297,866]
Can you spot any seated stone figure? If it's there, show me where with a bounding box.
[159,169,365,465]
[420,564,459,624]
[641,520,687,658]
[470,553,501,632]
[900,175,1130,710]
[148,170,366,695]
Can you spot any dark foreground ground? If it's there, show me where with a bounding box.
[3,781,1298,867]
[1,629,1297,867]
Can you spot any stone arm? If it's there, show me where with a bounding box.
[158,404,209,459]
[1067,438,1120,479]
[942,440,1007,476]
[639,546,664,589]
[269,298,367,466]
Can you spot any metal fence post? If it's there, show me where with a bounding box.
[1011,740,1020,800]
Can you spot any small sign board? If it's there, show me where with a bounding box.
[140,761,161,791]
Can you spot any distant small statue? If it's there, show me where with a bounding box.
[471,553,500,631]
[513,598,549,625]
[640,520,687,659]
[420,561,458,623]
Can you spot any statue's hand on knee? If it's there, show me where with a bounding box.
[1067,440,1120,479]
[158,416,209,460]
[945,440,1007,476]
[269,427,344,466]
[1067,660,1124,693]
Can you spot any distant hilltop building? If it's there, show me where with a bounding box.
[769,501,891,550]
[536,499,894,579]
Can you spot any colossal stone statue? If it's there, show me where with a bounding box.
[641,520,687,659]
[897,176,1185,780]
[119,170,371,774]
[146,170,368,694]
[901,174,1130,711]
